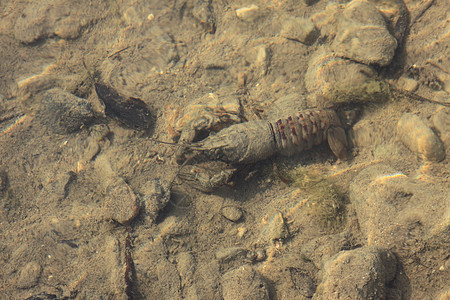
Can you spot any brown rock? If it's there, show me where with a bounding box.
[95,155,140,225]
[222,265,270,300]
[432,108,450,151]
[103,178,140,225]
[16,261,42,289]
[316,246,397,299]
[304,49,389,107]
[221,206,243,222]
[397,113,445,161]
[331,0,397,66]
[280,17,319,45]
[349,164,449,247]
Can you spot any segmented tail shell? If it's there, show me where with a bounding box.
[271,109,342,156]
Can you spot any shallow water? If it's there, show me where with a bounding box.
[0,0,449,299]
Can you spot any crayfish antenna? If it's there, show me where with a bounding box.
[167,154,196,190]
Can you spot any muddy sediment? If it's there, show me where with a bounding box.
[0,0,449,299]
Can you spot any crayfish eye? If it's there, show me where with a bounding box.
[337,107,361,127]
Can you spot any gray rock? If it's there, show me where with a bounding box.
[255,46,271,76]
[222,265,270,300]
[140,179,171,225]
[280,17,319,45]
[259,211,289,243]
[349,164,449,247]
[95,155,140,225]
[222,206,243,222]
[397,113,445,161]
[16,261,42,289]
[331,0,397,66]
[395,76,419,93]
[349,121,387,148]
[103,178,140,225]
[305,49,389,107]
[192,1,216,33]
[39,88,94,134]
[316,246,397,299]
[289,268,316,298]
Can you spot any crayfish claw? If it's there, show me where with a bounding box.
[178,162,237,192]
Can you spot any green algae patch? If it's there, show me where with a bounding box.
[284,165,346,232]
[327,79,392,106]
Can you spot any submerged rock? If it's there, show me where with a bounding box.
[235,5,261,22]
[432,108,450,152]
[95,155,140,225]
[39,88,94,134]
[16,261,42,289]
[221,206,243,222]
[304,49,390,107]
[222,265,270,300]
[279,16,319,45]
[349,164,449,247]
[14,0,97,43]
[259,211,289,243]
[397,113,445,161]
[316,246,397,299]
[140,179,171,225]
[332,0,398,66]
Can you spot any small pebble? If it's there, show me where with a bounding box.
[222,206,243,222]
[255,249,266,262]
[395,76,419,93]
[259,212,289,243]
[177,252,196,279]
[16,261,41,289]
[103,178,140,224]
[235,5,261,22]
[280,17,319,45]
[141,179,171,224]
[53,17,83,39]
[255,46,270,76]
[432,108,450,135]
[397,113,445,161]
[192,2,216,33]
[216,247,246,262]
[245,249,266,263]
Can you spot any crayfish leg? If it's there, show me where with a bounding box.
[327,127,348,160]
